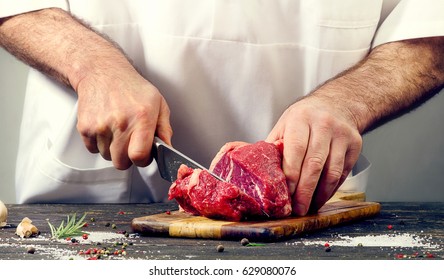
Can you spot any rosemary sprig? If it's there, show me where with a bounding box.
[47,212,87,239]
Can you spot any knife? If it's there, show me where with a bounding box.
[152,136,224,183]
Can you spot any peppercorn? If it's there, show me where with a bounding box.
[27,246,36,254]
[82,233,88,240]
[111,224,117,229]
[240,238,250,246]
[71,238,77,243]
[105,222,111,227]
[90,217,95,222]
[216,244,224,252]
[325,246,331,252]
[387,224,393,230]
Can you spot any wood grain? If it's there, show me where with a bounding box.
[131,192,380,241]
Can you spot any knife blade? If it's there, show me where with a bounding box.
[152,136,224,183]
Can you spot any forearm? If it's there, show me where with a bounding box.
[312,37,444,134]
[0,8,135,91]
[0,8,173,169]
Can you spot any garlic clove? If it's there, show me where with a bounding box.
[0,200,7,227]
[16,217,39,238]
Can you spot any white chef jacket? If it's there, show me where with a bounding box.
[1,0,443,203]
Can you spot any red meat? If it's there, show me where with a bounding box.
[168,140,292,221]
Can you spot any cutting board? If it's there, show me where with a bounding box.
[131,192,380,242]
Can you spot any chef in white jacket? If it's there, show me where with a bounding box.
[0,0,443,216]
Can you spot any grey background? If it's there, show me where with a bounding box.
[1,48,443,203]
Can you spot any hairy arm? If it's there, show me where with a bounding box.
[0,8,115,89]
[267,37,444,216]
[316,37,444,134]
[0,8,172,169]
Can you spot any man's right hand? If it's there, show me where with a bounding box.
[0,8,173,170]
[76,71,172,170]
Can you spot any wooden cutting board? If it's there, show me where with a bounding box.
[131,192,380,242]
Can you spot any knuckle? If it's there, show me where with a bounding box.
[305,153,326,174]
[283,166,301,184]
[76,120,91,136]
[317,111,335,126]
[129,150,149,166]
[352,134,363,149]
[113,159,132,170]
[324,167,343,185]
[110,112,129,131]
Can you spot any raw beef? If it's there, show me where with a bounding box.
[168,140,292,221]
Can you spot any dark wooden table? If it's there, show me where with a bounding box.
[1,202,443,260]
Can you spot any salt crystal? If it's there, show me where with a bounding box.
[300,233,440,249]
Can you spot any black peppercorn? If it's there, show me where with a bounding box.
[240,238,250,246]
[216,245,224,252]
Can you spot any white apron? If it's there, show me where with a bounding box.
[4,0,443,203]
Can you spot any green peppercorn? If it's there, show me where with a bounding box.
[111,224,117,229]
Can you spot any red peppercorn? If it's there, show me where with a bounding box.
[66,237,71,241]
[82,233,88,240]
[387,224,393,230]
[426,252,435,258]
[166,210,171,215]
[83,223,88,227]
[118,211,125,215]
[324,242,330,247]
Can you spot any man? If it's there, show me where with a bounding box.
[0,0,443,216]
